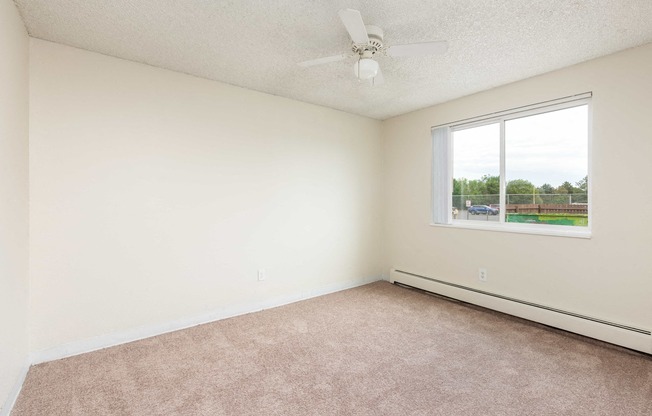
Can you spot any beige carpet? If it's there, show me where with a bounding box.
[12,281,652,415]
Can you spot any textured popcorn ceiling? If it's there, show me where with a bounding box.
[14,0,652,120]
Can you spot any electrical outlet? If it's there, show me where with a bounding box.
[478,268,488,282]
[257,269,266,281]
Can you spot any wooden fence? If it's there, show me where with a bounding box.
[505,204,588,214]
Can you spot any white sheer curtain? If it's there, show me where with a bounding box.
[432,126,451,224]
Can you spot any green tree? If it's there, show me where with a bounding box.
[453,177,467,196]
[452,175,501,207]
[454,175,588,207]
[538,183,554,194]
[482,175,500,195]
[507,179,540,204]
[466,179,487,196]
[573,176,588,203]
[537,183,568,204]
[556,181,575,194]
[452,178,469,209]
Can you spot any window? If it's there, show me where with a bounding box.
[433,93,591,237]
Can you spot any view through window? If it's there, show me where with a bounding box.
[451,103,589,228]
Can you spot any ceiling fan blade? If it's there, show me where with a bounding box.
[338,9,370,44]
[372,67,385,86]
[387,40,448,58]
[297,53,348,67]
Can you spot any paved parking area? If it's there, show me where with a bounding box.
[457,209,499,221]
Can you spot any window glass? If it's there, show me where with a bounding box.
[505,105,588,227]
[441,98,590,235]
[452,123,500,222]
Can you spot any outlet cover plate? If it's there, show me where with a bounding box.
[479,268,488,282]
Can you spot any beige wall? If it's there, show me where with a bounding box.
[0,0,29,412]
[29,39,383,352]
[15,21,652,371]
[383,43,652,333]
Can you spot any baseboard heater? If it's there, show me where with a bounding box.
[390,269,652,354]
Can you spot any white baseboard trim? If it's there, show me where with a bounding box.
[390,269,652,354]
[30,276,381,365]
[0,360,30,416]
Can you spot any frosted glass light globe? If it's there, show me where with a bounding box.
[353,58,379,80]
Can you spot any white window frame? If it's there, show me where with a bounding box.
[431,93,592,238]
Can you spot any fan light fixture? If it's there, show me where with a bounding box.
[353,58,379,80]
[297,9,449,87]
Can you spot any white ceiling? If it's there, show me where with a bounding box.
[14,0,652,120]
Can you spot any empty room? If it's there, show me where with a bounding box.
[1,0,651,415]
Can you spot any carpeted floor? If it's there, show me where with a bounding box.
[12,281,652,415]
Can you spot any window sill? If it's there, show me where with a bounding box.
[430,220,592,239]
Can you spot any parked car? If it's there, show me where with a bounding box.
[468,205,499,215]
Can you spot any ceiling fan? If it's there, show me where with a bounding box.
[298,9,448,85]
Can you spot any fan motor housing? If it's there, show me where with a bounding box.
[352,25,384,56]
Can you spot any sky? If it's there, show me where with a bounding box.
[452,105,588,188]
